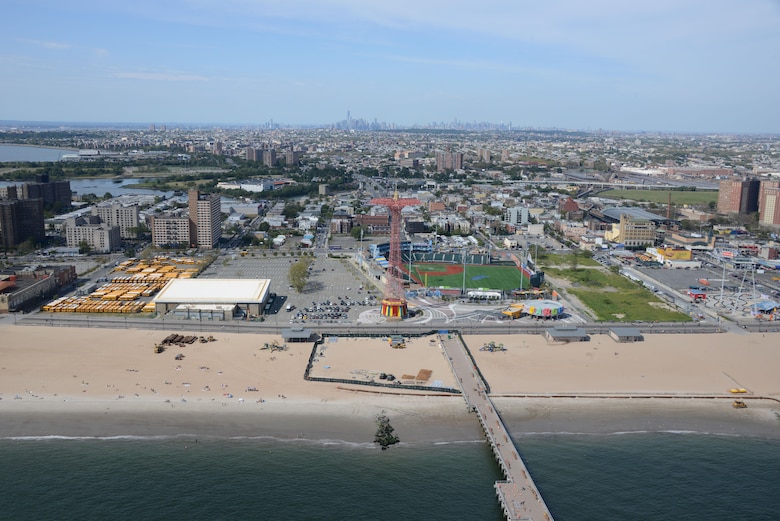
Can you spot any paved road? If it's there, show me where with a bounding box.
[14,313,744,335]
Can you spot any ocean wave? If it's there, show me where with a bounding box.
[225,435,376,449]
[3,434,196,442]
[432,439,487,446]
[514,429,746,438]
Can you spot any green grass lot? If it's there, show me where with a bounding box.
[536,252,600,267]
[599,189,717,206]
[545,267,692,322]
[410,263,527,290]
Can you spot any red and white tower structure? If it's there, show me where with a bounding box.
[370,190,420,319]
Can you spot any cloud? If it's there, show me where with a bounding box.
[112,71,209,81]
[18,38,72,50]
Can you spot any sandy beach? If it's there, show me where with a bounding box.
[1,324,779,441]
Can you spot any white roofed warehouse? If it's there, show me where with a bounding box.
[152,279,270,319]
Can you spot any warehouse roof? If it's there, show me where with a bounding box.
[154,279,270,304]
[602,206,667,223]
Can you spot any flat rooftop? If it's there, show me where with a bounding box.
[154,278,270,304]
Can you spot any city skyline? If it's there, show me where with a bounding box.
[2,1,779,133]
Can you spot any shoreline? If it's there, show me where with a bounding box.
[2,324,779,442]
[3,396,779,442]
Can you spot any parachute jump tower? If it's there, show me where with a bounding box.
[370,190,421,320]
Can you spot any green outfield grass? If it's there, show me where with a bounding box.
[599,189,717,206]
[410,263,528,290]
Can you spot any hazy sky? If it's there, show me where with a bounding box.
[2,1,779,132]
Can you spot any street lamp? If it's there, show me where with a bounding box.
[462,247,467,295]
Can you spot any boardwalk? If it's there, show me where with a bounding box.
[440,333,554,521]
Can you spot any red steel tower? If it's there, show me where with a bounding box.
[370,190,420,319]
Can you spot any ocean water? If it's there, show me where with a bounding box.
[2,432,779,521]
[0,144,77,162]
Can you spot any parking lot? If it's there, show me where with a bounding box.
[197,250,379,324]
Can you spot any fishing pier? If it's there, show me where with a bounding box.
[441,333,554,521]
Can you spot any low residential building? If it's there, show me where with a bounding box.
[329,216,352,234]
[505,206,529,226]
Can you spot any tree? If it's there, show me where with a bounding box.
[569,249,580,271]
[288,259,311,293]
[282,202,303,219]
[351,225,367,240]
[78,240,92,255]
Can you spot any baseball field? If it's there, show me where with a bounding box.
[407,263,528,290]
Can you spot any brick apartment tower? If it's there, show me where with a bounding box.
[717,178,760,214]
[188,189,222,249]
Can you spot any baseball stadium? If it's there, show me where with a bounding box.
[392,249,545,296]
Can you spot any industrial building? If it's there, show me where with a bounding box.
[0,264,77,313]
[152,278,271,318]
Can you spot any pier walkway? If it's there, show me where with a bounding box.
[441,333,554,521]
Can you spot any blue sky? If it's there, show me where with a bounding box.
[1,0,779,132]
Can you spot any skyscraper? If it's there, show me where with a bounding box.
[188,190,221,249]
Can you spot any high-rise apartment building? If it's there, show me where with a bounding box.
[0,197,45,250]
[151,215,191,248]
[188,189,221,249]
[92,203,140,239]
[65,216,120,253]
[20,173,72,211]
[263,149,277,168]
[758,179,780,220]
[435,150,464,172]
[759,185,780,228]
[717,178,760,214]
